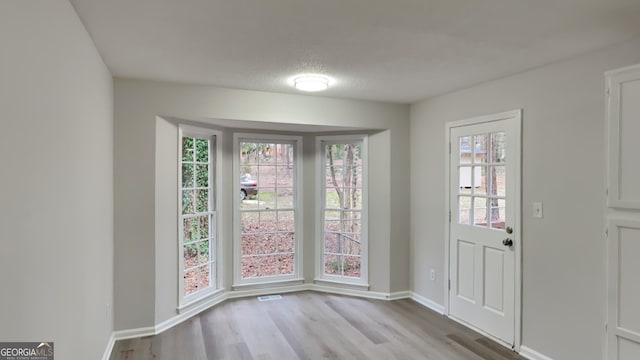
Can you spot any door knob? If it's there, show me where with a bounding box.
[502,238,513,247]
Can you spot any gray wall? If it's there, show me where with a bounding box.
[114,79,410,329]
[0,1,114,359]
[410,37,640,359]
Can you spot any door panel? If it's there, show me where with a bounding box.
[608,219,640,360]
[449,113,520,345]
[457,240,476,302]
[619,338,640,359]
[483,247,504,314]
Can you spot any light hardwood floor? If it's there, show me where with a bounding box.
[110,291,525,360]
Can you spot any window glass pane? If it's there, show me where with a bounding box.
[259,255,277,277]
[199,265,210,289]
[343,256,361,278]
[277,211,295,232]
[325,190,341,209]
[259,234,277,255]
[196,189,208,213]
[196,164,208,187]
[259,165,276,188]
[459,196,471,225]
[326,166,344,188]
[474,166,487,195]
[459,136,472,164]
[258,188,276,210]
[276,165,293,187]
[184,268,198,295]
[240,196,258,210]
[474,134,488,163]
[325,254,342,275]
[259,144,276,164]
[277,232,294,253]
[490,165,506,196]
[276,187,294,209]
[459,166,472,189]
[278,254,294,275]
[182,164,194,188]
[182,137,194,161]
[184,244,197,271]
[240,143,259,165]
[242,234,259,255]
[195,138,209,162]
[490,198,506,230]
[198,215,209,240]
[344,236,361,256]
[343,188,362,209]
[183,217,197,243]
[241,212,259,233]
[241,256,259,278]
[324,232,340,253]
[198,240,210,265]
[259,211,277,232]
[491,132,506,163]
[182,190,195,214]
[474,197,488,227]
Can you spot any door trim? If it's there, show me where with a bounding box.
[443,109,522,351]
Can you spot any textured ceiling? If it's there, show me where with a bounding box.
[70,0,640,104]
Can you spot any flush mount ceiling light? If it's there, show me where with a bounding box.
[293,75,330,92]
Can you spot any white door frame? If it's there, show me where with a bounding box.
[443,109,522,351]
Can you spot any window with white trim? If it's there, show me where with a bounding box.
[179,126,219,302]
[317,136,368,284]
[235,135,302,285]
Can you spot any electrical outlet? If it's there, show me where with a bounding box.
[430,269,436,281]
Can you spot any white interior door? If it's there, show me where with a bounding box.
[606,64,640,360]
[448,112,521,345]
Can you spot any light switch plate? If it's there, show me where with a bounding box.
[533,202,543,218]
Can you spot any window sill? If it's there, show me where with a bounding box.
[177,288,225,314]
[313,278,370,291]
[232,278,305,292]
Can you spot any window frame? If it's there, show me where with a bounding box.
[178,125,223,308]
[315,135,369,286]
[233,133,304,287]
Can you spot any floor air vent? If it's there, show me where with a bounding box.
[257,295,283,302]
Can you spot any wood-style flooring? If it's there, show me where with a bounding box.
[110,291,525,360]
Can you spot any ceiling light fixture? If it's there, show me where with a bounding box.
[293,75,330,92]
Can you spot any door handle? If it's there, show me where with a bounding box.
[502,238,513,247]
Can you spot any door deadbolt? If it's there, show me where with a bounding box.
[506,226,513,234]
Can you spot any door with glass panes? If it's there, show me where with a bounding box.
[449,113,520,345]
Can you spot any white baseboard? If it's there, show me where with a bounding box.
[389,290,412,300]
[519,345,554,360]
[101,332,116,360]
[310,284,394,300]
[112,325,156,341]
[410,291,445,314]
